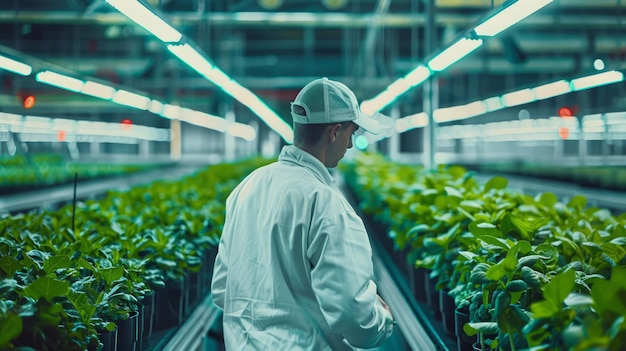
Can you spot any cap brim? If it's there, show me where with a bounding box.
[354,111,382,135]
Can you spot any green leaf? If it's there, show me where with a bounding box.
[564,293,593,307]
[67,290,88,310]
[22,276,69,301]
[458,251,477,260]
[567,195,587,209]
[0,256,21,277]
[478,235,509,250]
[535,244,559,265]
[42,255,71,274]
[447,165,467,179]
[460,200,483,210]
[543,269,576,309]
[500,213,535,240]
[506,280,530,292]
[100,266,125,287]
[103,322,116,332]
[469,221,501,237]
[484,176,508,192]
[504,243,520,272]
[465,322,499,336]
[444,186,463,198]
[537,192,558,208]
[0,313,22,346]
[521,266,545,288]
[486,261,507,281]
[0,279,17,296]
[591,266,626,318]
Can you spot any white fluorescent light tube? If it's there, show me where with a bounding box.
[360,66,429,115]
[244,97,294,143]
[532,80,571,100]
[161,104,182,119]
[0,112,23,126]
[149,99,164,115]
[36,70,84,92]
[501,88,535,107]
[82,81,115,100]
[113,89,150,110]
[204,67,235,88]
[222,85,293,143]
[475,0,553,37]
[105,0,182,43]
[435,101,487,123]
[385,78,412,96]
[360,89,400,115]
[0,54,32,76]
[168,44,293,143]
[403,65,431,85]
[52,118,76,131]
[228,123,256,141]
[396,112,428,133]
[24,116,52,129]
[428,38,483,72]
[178,109,228,132]
[167,44,214,75]
[571,70,624,91]
[483,97,503,112]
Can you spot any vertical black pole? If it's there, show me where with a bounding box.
[72,172,78,234]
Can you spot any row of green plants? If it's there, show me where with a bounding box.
[0,153,166,193]
[342,153,626,350]
[474,162,626,191]
[0,157,270,351]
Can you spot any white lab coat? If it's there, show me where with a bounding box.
[211,145,394,350]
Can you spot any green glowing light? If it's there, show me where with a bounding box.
[355,135,369,150]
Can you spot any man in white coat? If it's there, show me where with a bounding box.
[211,77,395,350]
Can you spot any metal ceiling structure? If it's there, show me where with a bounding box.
[0,0,625,135]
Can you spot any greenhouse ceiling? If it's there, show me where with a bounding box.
[0,0,624,132]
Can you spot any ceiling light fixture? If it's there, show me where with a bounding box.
[36,70,84,92]
[227,123,256,141]
[434,101,487,123]
[395,112,428,133]
[167,43,293,143]
[0,54,32,76]
[161,104,182,119]
[570,70,624,91]
[149,99,164,115]
[360,65,431,115]
[474,0,554,37]
[428,38,483,72]
[112,89,151,110]
[532,80,571,100]
[81,81,116,100]
[104,0,183,43]
[179,109,229,132]
[501,88,535,107]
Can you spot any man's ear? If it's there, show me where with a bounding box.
[328,123,342,143]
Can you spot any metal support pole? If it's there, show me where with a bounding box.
[224,108,235,162]
[170,119,182,161]
[423,0,438,170]
[389,104,400,162]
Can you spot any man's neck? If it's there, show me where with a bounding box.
[294,143,327,167]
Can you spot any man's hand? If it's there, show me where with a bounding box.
[377,294,393,319]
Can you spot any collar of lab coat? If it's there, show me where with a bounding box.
[278,145,335,187]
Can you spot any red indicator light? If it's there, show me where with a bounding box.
[558,107,573,118]
[121,118,132,130]
[23,95,36,109]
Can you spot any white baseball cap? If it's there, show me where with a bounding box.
[290,77,382,135]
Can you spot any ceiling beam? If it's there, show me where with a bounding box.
[0,11,624,29]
